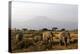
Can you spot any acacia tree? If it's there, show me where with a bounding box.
[60,28,65,31]
[52,27,58,33]
[22,28,28,33]
[42,28,48,31]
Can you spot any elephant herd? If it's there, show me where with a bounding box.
[14,29,77,50]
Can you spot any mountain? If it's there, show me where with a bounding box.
[12,16,78,30]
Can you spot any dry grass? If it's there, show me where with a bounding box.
[11,30,78,53]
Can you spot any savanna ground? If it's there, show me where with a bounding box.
[10,29,78,53]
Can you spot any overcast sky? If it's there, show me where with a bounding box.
[11,2,78,30]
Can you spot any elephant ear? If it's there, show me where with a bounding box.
[59,32,65,39]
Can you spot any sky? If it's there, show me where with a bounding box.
[11,2,78,30]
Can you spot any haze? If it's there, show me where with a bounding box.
[11,2,78,30]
